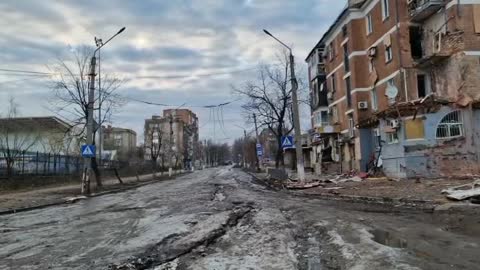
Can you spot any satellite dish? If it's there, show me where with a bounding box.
[385,83,398,99]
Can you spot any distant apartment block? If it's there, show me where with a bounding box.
[144,109,199,168]
[306,0,480,178]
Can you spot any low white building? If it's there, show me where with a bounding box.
[0,116,82,155]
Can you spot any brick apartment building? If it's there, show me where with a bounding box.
[307,0,480,178]
[144,109,199,169]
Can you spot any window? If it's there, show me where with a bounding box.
[342,25,348,37]
[348,114,354,137]
[436,110,464,139]
[313,110,329,127]
[331,74,336,93]
[417,74,431,98]
[386,132,399,144]
[332,106,339,123]
[343,43,350,72]
[385,45,393,63]
[382,0,390,20]
[366,14,373,35]
[328,43,335,61]
[345,76,352,107]
[371,87,378,111]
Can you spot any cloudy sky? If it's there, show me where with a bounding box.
[0,0,345,144]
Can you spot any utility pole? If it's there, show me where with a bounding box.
[289,53,306,183]
[82,56,97,195]
[243,129,247,168]
[168,113,174,177]
[95,37,103,166]
[253,113,261,171]
[263,29,306,183]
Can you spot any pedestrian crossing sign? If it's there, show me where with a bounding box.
[81,145,96,157]
[281,136,294,149]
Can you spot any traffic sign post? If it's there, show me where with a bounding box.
[281,136,294,149]
[81,145,96,158]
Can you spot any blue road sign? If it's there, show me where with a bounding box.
[81,145,96,158]
[281,136,294,149]
[256,143,263,157]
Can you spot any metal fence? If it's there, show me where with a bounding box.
[0,150,123,177]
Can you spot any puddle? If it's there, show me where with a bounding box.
[370,229,408,248]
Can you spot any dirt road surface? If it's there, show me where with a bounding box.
[1,167,479,269]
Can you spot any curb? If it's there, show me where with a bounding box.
[243,170,438,212]
[0,173,188,216]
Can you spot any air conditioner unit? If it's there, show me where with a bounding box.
[373,128,380,137]
[368,46,377,58]
[327,92,334,100]
[358,101,368,110]
[389,119,401,129]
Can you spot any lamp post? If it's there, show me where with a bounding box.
[263,29,306,183]
[95,37,103,166]
[81,27,126,195]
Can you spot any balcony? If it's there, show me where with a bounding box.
[408,0,445,22]
[315,125,341,134]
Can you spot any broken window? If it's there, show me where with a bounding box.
[343,43,350,72]
[332,106,339,123]
[436,110,464,139]
[371,87,378,111]
[385,45,393,63]
[416,74,430,98]
[346,76,352,107]
[410,26,423,59]
[348,113,354,138]
[386,132,399,144]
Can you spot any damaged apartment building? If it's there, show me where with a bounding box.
[306,0,480,178]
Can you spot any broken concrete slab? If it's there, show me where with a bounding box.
[441,180,480,201]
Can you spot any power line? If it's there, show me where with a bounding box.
[0,68,52,75]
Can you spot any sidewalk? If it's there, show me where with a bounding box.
[0,172,179,213]
[251,169,480,211]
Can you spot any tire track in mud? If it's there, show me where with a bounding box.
[107,205,254,270]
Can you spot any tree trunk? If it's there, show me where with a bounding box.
[91,157,102,187]
[275,136,283,169]
[6,158,14,179]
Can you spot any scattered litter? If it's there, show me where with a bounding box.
[286,181,324,190]
[441,180,480,201]
[64,196,87,204]
[327,175,363,185]
[323,187,344,190]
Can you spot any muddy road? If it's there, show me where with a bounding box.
[1,167,479,269]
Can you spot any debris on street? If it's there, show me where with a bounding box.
[441,180,480,201]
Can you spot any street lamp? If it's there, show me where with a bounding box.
[263,29,306,183]
[82,27,126,195]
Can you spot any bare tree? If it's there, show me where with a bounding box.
[48,46,125,187]
[145,124,163,173]
[234,53,298,168]
[0,98,39,178]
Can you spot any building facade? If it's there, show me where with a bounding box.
[307,0,480,178]
[144,109,199,169]
[0,116,82,155]
[102,125,137,159]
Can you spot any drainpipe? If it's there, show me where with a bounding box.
[395,0,408,102]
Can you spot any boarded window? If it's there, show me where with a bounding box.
[405,119,425,140]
